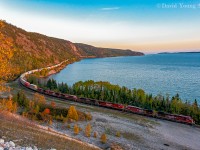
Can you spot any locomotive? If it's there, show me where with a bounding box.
[19,61,195,125]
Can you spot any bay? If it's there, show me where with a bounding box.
[49,53,200,103]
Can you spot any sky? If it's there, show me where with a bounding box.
[0,0,200,53]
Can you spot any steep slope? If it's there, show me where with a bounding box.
[0,20,144,80]
[75,43,144,58]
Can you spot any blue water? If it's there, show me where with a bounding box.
[49,53,200,103]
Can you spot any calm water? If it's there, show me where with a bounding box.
[49,53,200,103]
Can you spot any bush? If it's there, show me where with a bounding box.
[86,113,92,121]
[67,106,78,121]
[93,131,98,138]
[100,133,107,144]
[74,124,79,135]
[67,124,71,129]
[116,131,121,137]
[85,123,91,137]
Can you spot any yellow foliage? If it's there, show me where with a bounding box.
[100,133,107,144]
[49,119,53,125]
[86,113,92,121]
[67,124,71,129]
[0,99,17,113]
[116,131,121,137]
[67,106,78,121]
[74,124,79,135]
[85,123,91,137]
[94,131,98,138]
[0,21,14,92]
[33,93,46,104]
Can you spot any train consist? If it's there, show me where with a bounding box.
[19,61,195,125]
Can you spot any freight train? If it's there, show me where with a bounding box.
[19,61,195,125]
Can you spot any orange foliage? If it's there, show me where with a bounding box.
[0,20,14,91]
[33,93,46,104]
[0,99,17,113]
[43,108,50,115]
[50,101,56,108]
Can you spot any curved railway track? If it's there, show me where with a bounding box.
[19,60,195,126]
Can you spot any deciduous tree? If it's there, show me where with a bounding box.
[85,123,91,137]
[67,106,78,121]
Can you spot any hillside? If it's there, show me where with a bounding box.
[0,20,144,81]
[0,111,101,150]
[75,43,144,58]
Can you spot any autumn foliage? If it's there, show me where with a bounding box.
[0,99,17,113]
[85,123,92,137]
[100,133,107,144]
[33,93,46,105]
[0,20,14,91]
[50,101,56,108]
[74,124,79,135]
[43,108,50,115]
[67,106,78,121]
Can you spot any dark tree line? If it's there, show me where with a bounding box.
[43,79,200,124]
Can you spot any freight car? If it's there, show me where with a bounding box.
[19,60,195,125]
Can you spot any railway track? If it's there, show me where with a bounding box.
[18,60,196,126]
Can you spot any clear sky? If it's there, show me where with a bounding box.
[0,0,200,53]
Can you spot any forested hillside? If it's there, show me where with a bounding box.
[75,43,144,58]
[0,20,144,81]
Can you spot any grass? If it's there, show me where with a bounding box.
[0,112,100,150]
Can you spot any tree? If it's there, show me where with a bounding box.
[6,99,13,112]
[116,131,121,137]
[74,124,79,135]
[0,20,14,92]
[43,108,50,115]
[33,93,46,105]
[67,106,78,121]
[100,133,107,144]
[85,123,91,137]
[41,108,51,122]
[50,101,56,108]
[94,131,98,138]
[34,105,40,114]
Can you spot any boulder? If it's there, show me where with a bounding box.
[0,139,4,144]
[33,146,38,150]
[9,141,15,147]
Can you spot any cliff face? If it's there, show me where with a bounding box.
[0,20,144,79]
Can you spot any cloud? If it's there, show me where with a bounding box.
[101,7,120,11]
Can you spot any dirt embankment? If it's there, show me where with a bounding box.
[0,111,101,150]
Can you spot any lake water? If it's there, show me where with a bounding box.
[49,53,200,103]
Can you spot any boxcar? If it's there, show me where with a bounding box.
[38,88,44,93]
[99,101,113,108]
[125,105,144,114]
[173,114,194,124]
[144,109,153,117]
[111,103,125,110]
